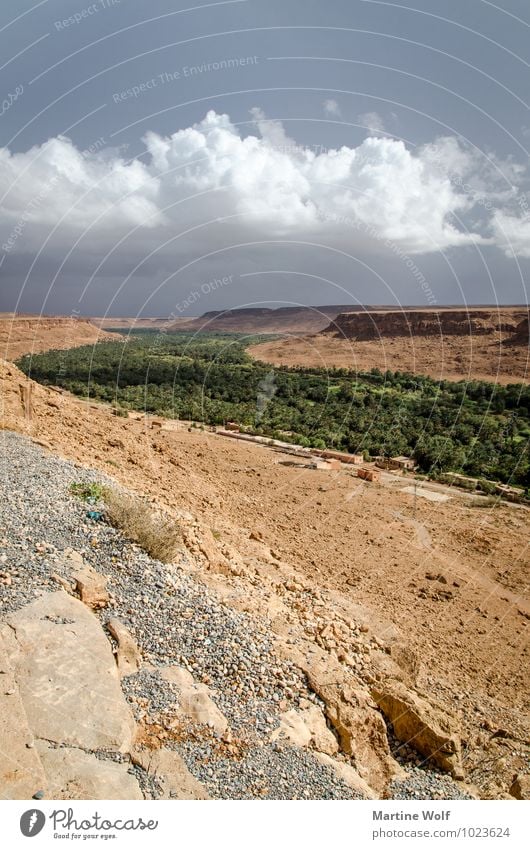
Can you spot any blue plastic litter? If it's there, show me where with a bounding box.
[86,510,103,521]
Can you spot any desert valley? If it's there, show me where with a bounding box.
[0,309,528,802]
[1,1,529,840]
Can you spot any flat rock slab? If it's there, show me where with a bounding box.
[36,742,143,800]
[0,634,47,800]
[132,747,209,799]
[2,591,135,753]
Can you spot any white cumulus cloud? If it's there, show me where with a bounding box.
[323,99,342,117]
[0,109,528,275]
[357,111,386,135]
[491,210,530,258]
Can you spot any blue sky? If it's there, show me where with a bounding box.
[1,0,529,316]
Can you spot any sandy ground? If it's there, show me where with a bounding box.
[249,333,530,384]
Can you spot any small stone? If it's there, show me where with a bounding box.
[73,564,109,609]
[50,573,73,592]
[32,790,44,800]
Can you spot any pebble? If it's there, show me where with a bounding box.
[177,741,363,800]
[387,731,472,800]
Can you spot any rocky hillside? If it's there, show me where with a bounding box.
[0,432,354,800]
[0,426,472,802]
[0,315,119,361]
[1,359,529,800]
[323,308,530,342]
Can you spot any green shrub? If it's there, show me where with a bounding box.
[70,482,105,502]
[477,478,496,495]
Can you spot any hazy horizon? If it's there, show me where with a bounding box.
[6,301,530,321]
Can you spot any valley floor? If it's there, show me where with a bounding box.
[249,333,530,384]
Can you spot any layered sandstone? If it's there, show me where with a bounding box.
[322,308,529,341]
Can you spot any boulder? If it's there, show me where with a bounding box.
[36,742,143,800]
[313,752,376,799]
[509,774,530,800]
[302,704,340,755]
[271,704,339,755]
[0,634,46,800]
[50,572,74,592]
[107,618,142,676]
[63,548,84,568]
[305,657,399,792]
[2,591,136,753]
[271,710,312,748]
[62,547,109,609]
[131,747,209,799]
[371,681,462,777]
[161,666,229,735]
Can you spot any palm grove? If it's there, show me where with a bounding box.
[18,332,530,490]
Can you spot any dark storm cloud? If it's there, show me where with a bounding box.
[0,0,529,315]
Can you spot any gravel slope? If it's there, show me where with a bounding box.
[0,430,472,800]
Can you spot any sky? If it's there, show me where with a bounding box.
[0,0,529,317]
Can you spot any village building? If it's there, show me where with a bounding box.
[357,467,381,482]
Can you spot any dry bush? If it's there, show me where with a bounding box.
[102,486,181,563]
[469,495,501,509]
